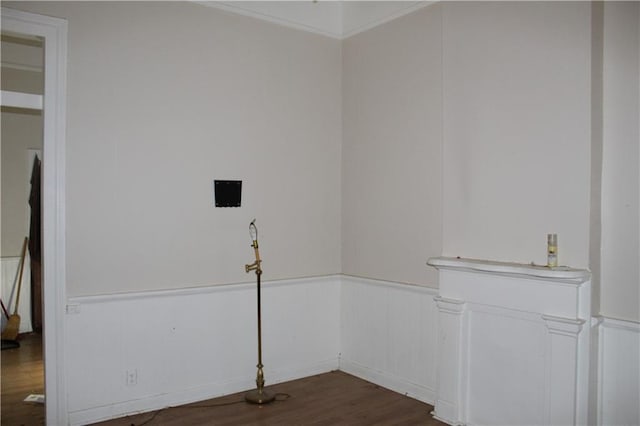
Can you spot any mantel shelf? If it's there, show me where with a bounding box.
[427,256,591,284]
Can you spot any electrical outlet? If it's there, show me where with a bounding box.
[126,369,137,386]
[65,304,81,314]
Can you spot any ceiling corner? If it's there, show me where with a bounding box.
[196,1,435,40]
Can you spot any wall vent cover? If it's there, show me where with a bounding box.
[214,180,242,207]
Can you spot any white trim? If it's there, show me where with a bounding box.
[341,273,438,293]
[428,256,591,284]
[342,1,435,39]
[589,316,604,426]
[195,1,342,39]
[600,315,640,332]
[68,274,341,305]
[596,317,605,426]
[0,90,43,109]
[1,7,68,426]
[542,314,586,335]
[195,1,435,40]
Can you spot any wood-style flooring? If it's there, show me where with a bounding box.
[95,371,445,426]
[1,333,45,426]
[2,334,446,425]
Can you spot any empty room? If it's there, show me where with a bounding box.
[1,1,638,425]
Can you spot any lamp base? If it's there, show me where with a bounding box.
[245,388,276,405]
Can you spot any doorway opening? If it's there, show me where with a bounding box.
[1,30,45,424]
[1,7,68,425]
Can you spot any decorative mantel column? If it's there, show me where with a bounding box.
[433,296,466,424]
[427,257,591,426]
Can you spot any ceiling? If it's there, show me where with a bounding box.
[1,2,432,74]
[197,1,433,39]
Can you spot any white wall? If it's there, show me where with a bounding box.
[3,3,638,425]
[342,4,442,287]
[6,1,342,297]
[441,2,592,269]
[600,1,640,322]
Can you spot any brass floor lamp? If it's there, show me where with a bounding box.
[244,219,276,405]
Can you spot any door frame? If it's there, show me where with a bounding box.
[1,7,68,425]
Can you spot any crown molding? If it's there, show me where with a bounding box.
[195,1,343,39]
[342,1,434,39]
[195,1,435,40]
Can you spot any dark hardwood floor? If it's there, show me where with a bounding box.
[2,334,445,425]
[95,371,445,426]
[1,333,45,426]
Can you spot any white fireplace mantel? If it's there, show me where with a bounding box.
[427,256,591,426]
[427,256,590,284]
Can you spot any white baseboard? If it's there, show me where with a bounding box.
[69,374,250,426]
[268,358,339,386]
[69,357,339,426]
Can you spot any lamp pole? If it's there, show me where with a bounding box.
[244,220,275,404]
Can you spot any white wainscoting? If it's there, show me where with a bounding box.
[65,275,341,426]
[62,272,638,426]
[1,256,32,333]
[340,275,439,404]
[598,316,640,426]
